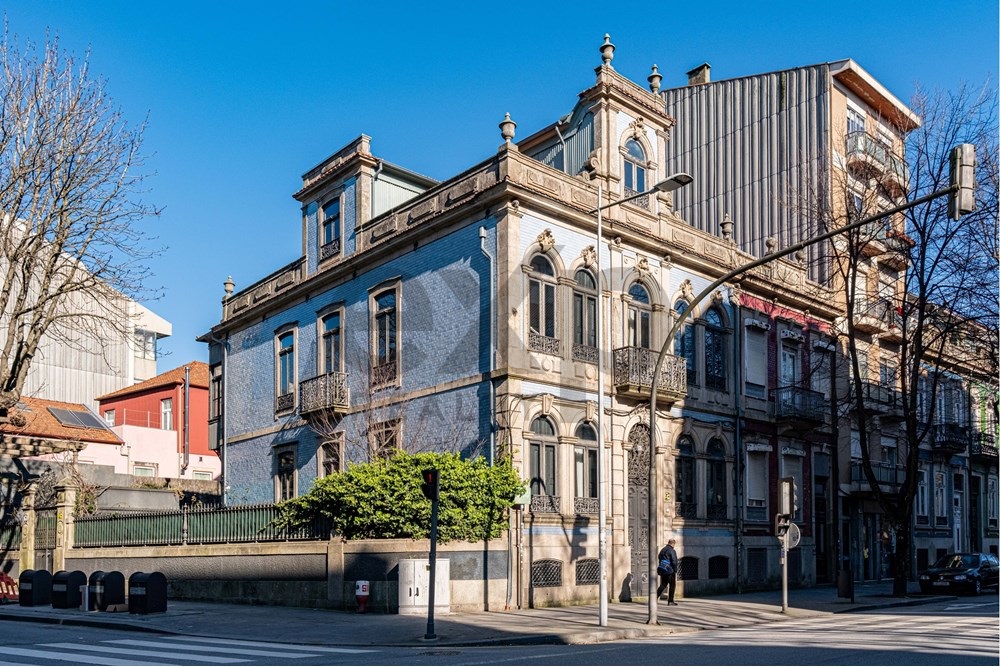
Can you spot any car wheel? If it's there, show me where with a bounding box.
[972,579,982,596]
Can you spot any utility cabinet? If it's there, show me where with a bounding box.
[397,558,450,615]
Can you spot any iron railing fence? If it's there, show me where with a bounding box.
[74,503,332,548]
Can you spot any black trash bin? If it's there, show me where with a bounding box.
[128,571,167,614]
[89,570,126,612]
[18,569,52,606]
[51,570,87,609]
[837,568,854,600]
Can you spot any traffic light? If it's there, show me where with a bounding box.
[775,513,790,537]
[791,478,799,515]
[949,143,976,221]
[420,468,439,502]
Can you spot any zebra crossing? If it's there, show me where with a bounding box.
[0,635,376,665]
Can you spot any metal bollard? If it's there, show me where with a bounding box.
[79,584,90,612]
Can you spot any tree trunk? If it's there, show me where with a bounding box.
[892,526,911,597]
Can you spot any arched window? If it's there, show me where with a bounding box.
[573,269,598,362]
[674,300,696,385]
[528,255,558,349]
[704,308,728,391]
[627,283,651,349]
[706,438,727,520]
[529,416,558,511]
[574,422,599,511]
[623,139,646,194]
[675,437,697,519]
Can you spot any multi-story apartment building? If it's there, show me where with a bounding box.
[201,38,870,606]
[95,361,218,481]
[662,59,997,582]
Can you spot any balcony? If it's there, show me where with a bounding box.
[854,298,898,334]
[932,423,971,454]
[528,331,561,356]
[970,432,998,463]
[850,380,903,419]
[850,460,905,493]
[771,386,827,426]
[845,131,909,196]
[299,372,349,415]
[612,347,687,405]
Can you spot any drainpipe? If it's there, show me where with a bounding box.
[210,333,230,506]
[182,366,191,474]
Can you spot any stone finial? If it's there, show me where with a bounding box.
[765,237,777,254]
[720,213,734,241]
[223,275,235,297]
[648,64,662,94]
[600,34,615,66]
[499,112,516,143]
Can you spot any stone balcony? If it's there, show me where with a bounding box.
[299,371,350,415]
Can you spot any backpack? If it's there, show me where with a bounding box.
[657,557,674,576]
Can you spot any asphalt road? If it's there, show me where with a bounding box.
[1,596,996,666]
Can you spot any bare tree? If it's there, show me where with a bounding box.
[826,82,998,595]
[0,27,160,424]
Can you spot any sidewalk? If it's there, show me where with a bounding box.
[0,582,955,647]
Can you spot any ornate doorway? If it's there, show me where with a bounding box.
[627,423,650,598]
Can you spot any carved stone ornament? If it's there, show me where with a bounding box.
[711,289,724,305]
[680,279,695,302]
[586,401,597,423]
[728,284,742,305]
[636,256,650,276]
[581,245,597,268]
[541,393,553,416]
[536,229,556,253]
[629,117,646,138]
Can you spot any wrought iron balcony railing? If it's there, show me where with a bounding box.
[770,385,827,424]
[932,423,971,453]
[299,371,349,414]
[612,347,687,400]
[850,460,905,489]
[970,432,998,460]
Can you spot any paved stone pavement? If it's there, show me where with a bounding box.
[0,581,962,647]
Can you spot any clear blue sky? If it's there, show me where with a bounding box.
[4,1,998,368]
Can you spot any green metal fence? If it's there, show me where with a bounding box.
[0,518,20,550]
[74,504,331,548]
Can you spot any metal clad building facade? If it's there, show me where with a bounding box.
[662,64,832,283]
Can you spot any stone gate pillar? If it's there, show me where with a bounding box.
[52,481,77,572]
[17,482,36,575]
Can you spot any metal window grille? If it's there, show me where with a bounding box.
[708,555,729,579]
[677,556,699,581]
[575,558,599,585]
[531,559,562,588]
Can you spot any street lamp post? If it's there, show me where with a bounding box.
[644,181,962,625]
[589,173,692,627]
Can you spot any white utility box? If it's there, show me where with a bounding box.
[398,558,450,615]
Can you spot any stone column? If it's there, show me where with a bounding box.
[17,483,36,575]
[52,481,78,572]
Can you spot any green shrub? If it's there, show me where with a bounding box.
[274,451,524,542]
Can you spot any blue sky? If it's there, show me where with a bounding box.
[4,1,998,368]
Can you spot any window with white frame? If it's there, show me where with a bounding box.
[988,478,998,527]
[779,344,800,388]
[572,269,598,360]
[133,463,156,477]
[321,197,341,259]
[746,451,768,519]
[134,330,157,360]
[275,447,297,501]
[881,434,898,465]
[103,409,115,427]
[810,346,832,399]
[528,256,557,343]
[192,470,214,481]
[673,299,695,384]
[622,139,646,194]
[276,329,296,411]
[916,469,928,517]
[573,422,599,507]
[209,364,222,422]
[160,398,173,430]
[529,416,558,501]
[934,472,947,522]
[627,283,652,349]
[745,325,768,398]
[371,287,398,386]
[847,107,866,136]
[704,308,727,391]
[321,310,343,375]
[319,434,343,477]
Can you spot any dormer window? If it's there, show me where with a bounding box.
[623,139,646,195]
[321,198,341,260]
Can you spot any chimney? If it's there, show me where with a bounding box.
[687,63,711,86]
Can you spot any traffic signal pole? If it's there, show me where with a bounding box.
[420,468,440,641]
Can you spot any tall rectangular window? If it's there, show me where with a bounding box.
[847,107,866,136]
[276,330,296,410]
[275,448,296,501]
[988,478,998,527]
[103,409,116,427]
[934,472,947,522]
[319,435,343,477]
[209,364,222,421]
[779,345,800,387]
[746,451,768,520]
[916,469,928,517]
[811,347,831,399]
[573,446,598,500]
[370,419,399,459]
[321,311,343,375]
[321,198,341,258]
[745,327,767,398]
[160,398,173,430]
[530,442,557,497]
[372,288,398,386]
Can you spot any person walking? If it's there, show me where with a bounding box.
[656,538,679,605]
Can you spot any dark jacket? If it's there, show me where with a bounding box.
[658,544,678,572]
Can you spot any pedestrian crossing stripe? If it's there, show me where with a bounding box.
[43,642,247,663]
[0,646,167,666]
[102,639,322,659]
[158,636,376,654]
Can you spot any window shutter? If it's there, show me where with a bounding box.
[746,329,766,387]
